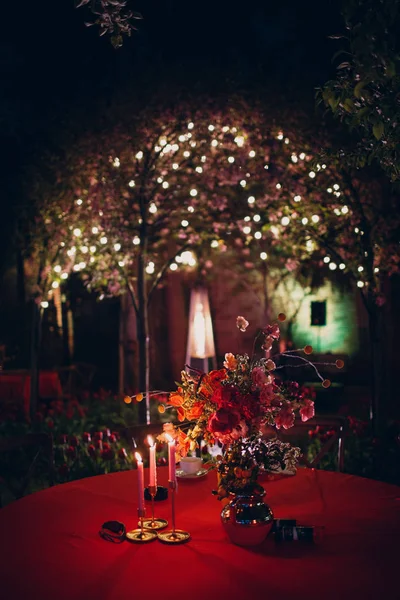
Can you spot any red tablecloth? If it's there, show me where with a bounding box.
[0,371,62,413]
[0,468,399,600]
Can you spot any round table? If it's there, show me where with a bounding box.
[0,468,399,600]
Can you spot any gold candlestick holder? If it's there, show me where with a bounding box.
[141,486,168,531]
[126,508,157,543]
[157,480,190,544]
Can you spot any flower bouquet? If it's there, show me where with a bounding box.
[158,315,339,499]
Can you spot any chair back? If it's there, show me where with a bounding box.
[277,415,346,472]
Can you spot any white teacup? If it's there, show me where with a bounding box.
[179,456,202,475]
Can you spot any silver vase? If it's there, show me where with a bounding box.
[220,489,274,546]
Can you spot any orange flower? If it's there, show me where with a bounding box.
[176,429,190,457]
[169,392,184,407]
[177,406,186,422]
[185,402,205,420]
[223,353,238,370]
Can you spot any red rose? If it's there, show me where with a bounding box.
[69,435,79,447]
[101,447,114,461]
[103,429,111,439]
[82,432,91,443]
[66,445,76,459]
[109,434,117,443]
[47,419,54,429]
[157,457,167,466]
[88,444,96,457]
[94,432,103,441]
[208,408,240,435]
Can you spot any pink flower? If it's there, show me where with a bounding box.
[265,359,276,371]
[300,400,315,422]
[224,353,238,370]
[263,324,280,340]
[252,366,268,387]
[236,316,249,332]
[260,383,275,405]
[275,407,295,430]
[262,336,274,352]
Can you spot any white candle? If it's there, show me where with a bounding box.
[135,452,145,512]
[165,434,176,483]
[147,435,157,488]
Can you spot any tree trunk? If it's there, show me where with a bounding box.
[261,262,271,324]
[29,302,42,420]
[137,252,150,424]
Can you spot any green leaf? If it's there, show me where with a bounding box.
[372,122,384,140]
[354,81,366,98]
[343,98,354,112]
[386,61,396,78]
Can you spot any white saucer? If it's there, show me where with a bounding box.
[176,468,208,480]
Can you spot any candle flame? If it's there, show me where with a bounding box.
[147,435,154,447]
[135,452,142,462]
[165,433,174,443]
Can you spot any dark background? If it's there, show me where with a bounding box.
[0,0,345,388]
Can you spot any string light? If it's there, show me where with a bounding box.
[190,189,198,197]
[281,216,290,226]
[114,243,121,251]
[76,199,83,206]
[329,262,337,270]
[52,281,59,289]
[61,273,68,280]
[248,196,255,205]
[228,156,235,163]
[133,236,140,245]
[41,301,49,309]
[339,263,346,270]
[162,181,169,189]
[311,215,320,223]
[54,265,62,273]
[210,240,219,248]
[254,231,262,239]
[260,252,268,260]
[341,206,349,214]
[188,122,194,130]
[240,180,247,187]
[357,281,364,288]
[73,228,81,237]
[100,236,107,244]
[309,171,316,179]
[92,227,99,234]
[135,151,143,160]
[113,157,120,167]
[294,195,301,202]
[249,150,256,157]
[323,256,330,263]
[181,220,189,227]
[253,214,261,222]
[301,217,308,225]
[170,263,178,271]
[243,226,251,234]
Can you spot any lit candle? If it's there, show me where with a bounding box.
[147,435,157,488]
[165,433,176,483]
[135,452,145,512]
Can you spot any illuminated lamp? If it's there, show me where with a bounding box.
[185,287,217,373]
